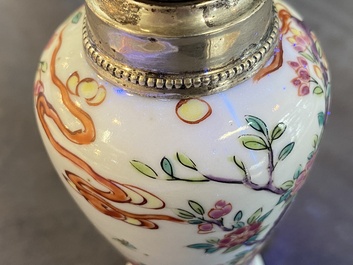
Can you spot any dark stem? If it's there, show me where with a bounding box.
[203,173,285,195]
[202,174,243,184]
[309,77,319,84]
[168,177,209,183]
[243,177,285,195]
[164,160,285,195]
[267,145,276,186]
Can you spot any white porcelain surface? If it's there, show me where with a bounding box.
[34,1,330,265]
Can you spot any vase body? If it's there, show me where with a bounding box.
[34,1,330,265]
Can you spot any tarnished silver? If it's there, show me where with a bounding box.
[83,0,279,98]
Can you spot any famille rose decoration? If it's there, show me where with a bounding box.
[34,0,330,264]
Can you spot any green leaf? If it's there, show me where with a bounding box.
[233,157,246,172]
[258,224,269,234]
[161,157,173,176]
[71,12,83,24]
[205,247,220,254]
[176,153,197,170]
[245,115,269,136]
[271,123,287,141]
[313,134,319,149]
[234,221,245,228]
[315,41,323,58]
[280,180,294,190]
[188,200,205,215]
[223,244,241,254]
[258,210,273,223]
[276,190,292,205]
[130,160,158,179]
[173,209,196,219]
[245,234,259,243]
[293,165,303,180]
[188,219,204,225]
[187,243,214,249]
[307,151,315,160]
[233,251,249,261]
[40,61,48,73]
[206,238,220,244]
[239,135,268,150]
[313,86,324,95]
[318,112,325,126]
[278,142,295,161]
[300,52,315,63]
[234,211,243,222]
[247,208,263,224]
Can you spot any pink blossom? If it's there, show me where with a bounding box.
[218,223,261,248]
[198,223,214,234]
[208,200,232,219]
[298,84,310,96]
[289,57,312,96]
[291,77,302,87]
[298,57,308,67]
[294,44,306,53]
[295,36,308,46]
[297,68,311,81]
[288,61,300,70]
[34,80,44,95]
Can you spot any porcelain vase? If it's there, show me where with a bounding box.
[34,1,330,264]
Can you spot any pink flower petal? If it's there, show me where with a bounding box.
[215,200,227,208]
[291,77,302,87]
[295,36,307,46]
[34,80,44,95]
[222,204,232,215]
[294,45,306,53]
[298,84,310,96]
[198,223,214,234]
[297,68,310,81]
[298,57,308,67]
[288,61,300,70]
[208,209,224,219]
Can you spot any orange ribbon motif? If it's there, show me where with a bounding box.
[35,29,183,229]
[254,8,292,81]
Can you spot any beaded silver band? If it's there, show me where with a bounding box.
[83,3,280,98]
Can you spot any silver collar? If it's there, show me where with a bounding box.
[83,0,279,98]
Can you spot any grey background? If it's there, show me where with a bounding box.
[0,0,352,264]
